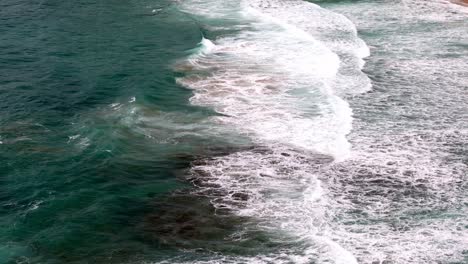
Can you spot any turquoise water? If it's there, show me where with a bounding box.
[0,0,207,262]
[1,0,467,263]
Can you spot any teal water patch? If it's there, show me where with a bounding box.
[0,0,229,263]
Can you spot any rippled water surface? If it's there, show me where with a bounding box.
[0,0,466,263]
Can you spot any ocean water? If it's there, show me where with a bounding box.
[0,0,466,263]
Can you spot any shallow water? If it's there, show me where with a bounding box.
[0,0,466,263]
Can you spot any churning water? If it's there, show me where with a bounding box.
[0,0,466,263]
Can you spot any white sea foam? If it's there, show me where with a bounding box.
[243,0,372,95]
[402,0,468,19]
[172,0,373,263]
[176,5,361,159]
[319,128,468,263]
[165,0,468,263]
[186,146,359,264]
[292,1,467,263]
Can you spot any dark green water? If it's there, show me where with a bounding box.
[0,0,212,262]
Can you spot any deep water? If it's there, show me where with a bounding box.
[0,0,467,264]
[0,0,213,262]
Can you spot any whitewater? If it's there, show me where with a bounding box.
[164,0,468,263]
[172,0,370,263]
